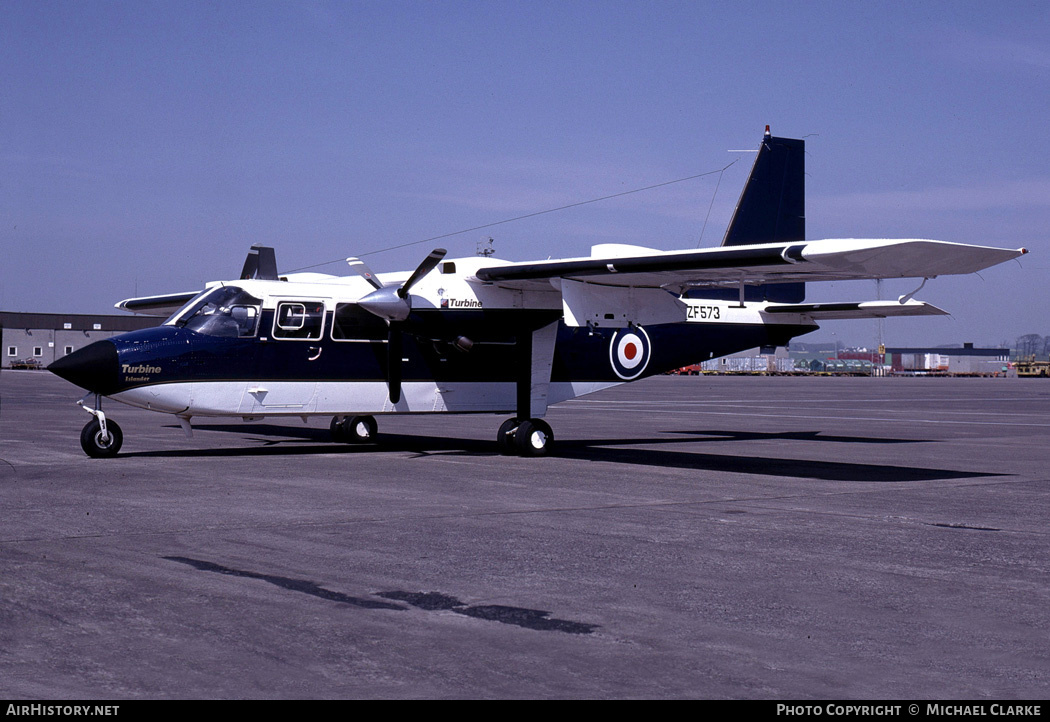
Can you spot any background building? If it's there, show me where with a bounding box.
[698,346,794,374]
[885,343,1009,376]
[1,312,159,369]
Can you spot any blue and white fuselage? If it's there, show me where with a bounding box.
[71,255,817,419]
[48,129,1027,457]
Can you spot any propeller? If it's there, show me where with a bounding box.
[355,249,447,404]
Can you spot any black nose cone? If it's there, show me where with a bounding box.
[48,340,119,394]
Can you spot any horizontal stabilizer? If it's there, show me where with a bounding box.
[115,291,200,316]
[764,299,949,320]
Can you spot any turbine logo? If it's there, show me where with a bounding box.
[441,298,482,309]
[122,364,162,375]
[609,327,651,380]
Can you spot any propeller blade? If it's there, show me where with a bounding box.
[397,248,446,299]
[346,257,383,290]
[387,325,402,404]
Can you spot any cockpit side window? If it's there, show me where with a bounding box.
[273,301,325,340]
[173,286,263,338]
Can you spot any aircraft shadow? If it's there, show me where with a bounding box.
[669,429,925,445]
[125,424,992,483]
[165,556,598,634]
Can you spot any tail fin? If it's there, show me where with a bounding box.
[722,127,805,248]
[691,126,806,303]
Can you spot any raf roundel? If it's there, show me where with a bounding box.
[609,327,652,380]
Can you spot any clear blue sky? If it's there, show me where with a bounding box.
[3,0,1047,348]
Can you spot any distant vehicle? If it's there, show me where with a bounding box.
[1016,357,1050,377]
[49,128,1027,457]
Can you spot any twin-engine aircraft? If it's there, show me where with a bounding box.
[49,129,1027,457]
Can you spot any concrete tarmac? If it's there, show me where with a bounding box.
[1,370,1048,699]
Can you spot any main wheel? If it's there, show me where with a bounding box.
[497,417,519,456]
[80,418,123,458]
[330,416,347,442]
[344,415,378,443]
[514,418,553,457]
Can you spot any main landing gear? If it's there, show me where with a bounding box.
[497,417,554,457]
[330,415,378,444]
[327,414,553,456]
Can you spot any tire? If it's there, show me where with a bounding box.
[330,416,347,442]
[345,416,377,444]
[497,417,519,456]
[514,418,553,457]
[80,418,123,458]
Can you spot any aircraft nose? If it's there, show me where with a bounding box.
[47,340,120,394]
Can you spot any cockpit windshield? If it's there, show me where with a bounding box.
[168,286,263,338]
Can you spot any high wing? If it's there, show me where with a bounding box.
[115,290,201,316]
[117,245,282,316]
[473,238,1027,292]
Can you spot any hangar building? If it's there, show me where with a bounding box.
[886,343,1009,375]
[1,312,159,370]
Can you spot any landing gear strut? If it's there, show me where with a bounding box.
[498,320,559,457]
[497,417,554,457]
[330,415,378,444]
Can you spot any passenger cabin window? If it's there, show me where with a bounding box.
[332,303,387,342]
[274,301,325,340]
[173,286,262,338]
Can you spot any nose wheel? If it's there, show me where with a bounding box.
[80,418,123,458]
[497,417,554,457]
[76,395,123,458]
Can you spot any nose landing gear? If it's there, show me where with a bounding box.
[77,395,123,458]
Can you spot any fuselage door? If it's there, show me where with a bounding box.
[240,299,326,413]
